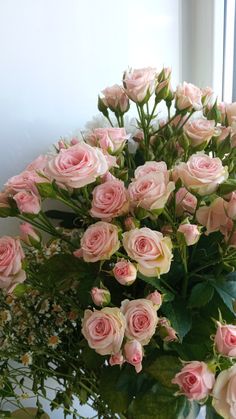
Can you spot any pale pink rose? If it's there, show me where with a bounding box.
[123,67,157,103]
[178,223,201,246]
[215,322,236,357]
[81,307,126,355]
[57,140,67,150]
[19,223,41,246]
[215,126,231,143]
[113,259,137,286]
[86,128,128,153]
[70,137,80,146]
[13,191,41,214]
[74,221,120,263]
[5,170,42,196]
[122,227,173,277]
[175,82,202,111]
[134,161,168,181]
[121,298,158,345]
[0,236,26,292]
[226,102,236,126]
[201,87,215,107]
[227,192,236,220]
[158,317,178,342]
[91,287,111,307]
[212,365,236,418]
[218,102,227,124]
[124,340,143,373]
[172,361,215,401]
[90,179,129,221]
[0,191,10,208]
[196,197,229,235]
[100,171,117,183]
[101,84,129,113]
[46,142,108,189]
[26,155,48,171]
[128,173,175,212]
[183,118,215,147]
[109,351,124,366]
[146,291,162,309]
[175,153,228,196]
[175,187,197,216]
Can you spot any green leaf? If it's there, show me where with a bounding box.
[36,182,57,198]
[145,355,181,389]
[129,384,196,419]
[218,179,236,195]
[206,404,223,418]
[212,280,236,315]
[137,273,174,302]
[99,366,130,413]
[188,282,214,308]
[13,283,28,297]
[161,298,192,341]
[81,345,104,370]
[217,134,231,158]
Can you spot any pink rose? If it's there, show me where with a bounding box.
[175,82,202,111]
[86,128,128,153]
[227,192,236,220]
[46,142,108,189]
[128,173,175,212]
[175,187,197,216]
[109,351,124,366]
[113,259,137,286]
[100,84,129,114]
[121,298,158,345]
[74,221,120,263]
[134,161,168,181]
[90,179,129,221]
[215,126,231,143]
[158,318,178,342]
[175,153,228,196]
[146,291,162,309]
[201,87,215,107]
[26,155,48,172]
[124,340,143,373]
[177,223,201,246]
[172,361,215,401]
[218,102,227,124]
[124,216,140,231]
[183,118,215,147]
[19,223,41,246]
[81,307,126,355]
[123,67,157,103]
[91,287,111,307]
[226,102,236,126]
[5,170,42,196]
[214,322,236,357]
[13,191,41,214]
[212,365,236,418]
[196,197,228,235]
[122,227,173,277]
[0,236,26,292]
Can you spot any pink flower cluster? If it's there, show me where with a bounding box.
[82,294,167,373]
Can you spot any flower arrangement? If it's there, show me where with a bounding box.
[1,66,236,418]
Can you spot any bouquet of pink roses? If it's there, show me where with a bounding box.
[1,66,236,418]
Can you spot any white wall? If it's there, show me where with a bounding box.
[0,0,181,236]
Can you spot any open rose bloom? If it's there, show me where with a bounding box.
[1,66,236,418]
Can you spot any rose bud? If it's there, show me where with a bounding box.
[177,223,201,246]
[113,259,137,286]
[91,287,111,307]
[175,82,202,112]
[214,321,236,357]
[124,216,140,231]
[172,361,215,401]
[227,192,236,220]
[109,351,124,367]
[100,84,130,114]
[175,187,197,216]
[124,340,143,373]
[19,223,41,247]
[158,317,178,342]
[146,291,163,309]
